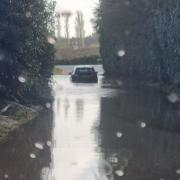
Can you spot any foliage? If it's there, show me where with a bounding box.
[53,66,63,75]
[74,11,85,49]
[0,0,55,104]
[61,11,72,47]
[55,55,102,65]
[94,0,180,84]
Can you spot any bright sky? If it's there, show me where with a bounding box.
[56,0,99,37]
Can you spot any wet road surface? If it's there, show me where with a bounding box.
[1,66,180,180]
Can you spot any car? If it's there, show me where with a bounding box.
[70,66,98,83]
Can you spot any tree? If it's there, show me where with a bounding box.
[46,0,56,36]
[56,12,61,38]
[94,0,180,83]
[61,11,72,48]
[75,11,85,49]
[0,0,56,104]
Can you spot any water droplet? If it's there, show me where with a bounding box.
[20,174,24,179]
[46,103,51,109]
[18,76,26,83]
[4,174,9,179]
[115,170,124,177]
[47,36,56,45]
[46,141,52,147]
[176,169,180,174]
[34,142,44,150]
[124,30,130,36]
[167,93,179,103]
[25,12,31,18]
[117,50,126,57]
[30,153,36,159]
[124,0,130,6]
[0,52,5,61]
[116,132,123,138]
[117,81,123,86]
[140,122,146,128]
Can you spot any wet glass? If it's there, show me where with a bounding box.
[0,0,180,180]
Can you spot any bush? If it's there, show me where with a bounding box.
[55,55,102,65]
[0,0,55,104]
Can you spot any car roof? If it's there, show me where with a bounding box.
[74,65,94,69]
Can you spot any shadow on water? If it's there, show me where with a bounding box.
[99,78,180,180]
[0,110,53,180]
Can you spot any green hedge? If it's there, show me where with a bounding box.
[55,56,102,65]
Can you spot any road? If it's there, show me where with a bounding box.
[0,65,180,180]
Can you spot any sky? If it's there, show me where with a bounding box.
[56,0,99,37]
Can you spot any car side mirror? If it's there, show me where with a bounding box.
[69,72,72,75]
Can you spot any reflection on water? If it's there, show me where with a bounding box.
[1,68,180,180]
[53,75,101,180]
[99,83,180,180]
[0,111,53,180]
[75,99,84,122]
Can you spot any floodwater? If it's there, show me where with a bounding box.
[0,65,180,180]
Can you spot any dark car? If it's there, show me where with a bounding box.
[70,66,98,83]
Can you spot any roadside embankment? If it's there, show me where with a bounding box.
[0,102,44,143]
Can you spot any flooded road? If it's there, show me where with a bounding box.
[1,66,180,180]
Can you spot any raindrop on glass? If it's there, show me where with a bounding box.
[115,170,124,177]
[0,52,5,61]
[46,141,52,147]
[117,81,123,86]
[30,153,36,159]
[25,12,31,18]
[34,142,44,150]
[20,174,24,179]
[167,93,179,103]
[4,174,9,179]
[140,122,146,128]
[47,36,56,45]
[116,132,123,138]
[124,30,130,36]
[117,50,126,57]
[18,76,26,83]
[46,103,51,109]
[124,0,130,6]
[176,169,180,174]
